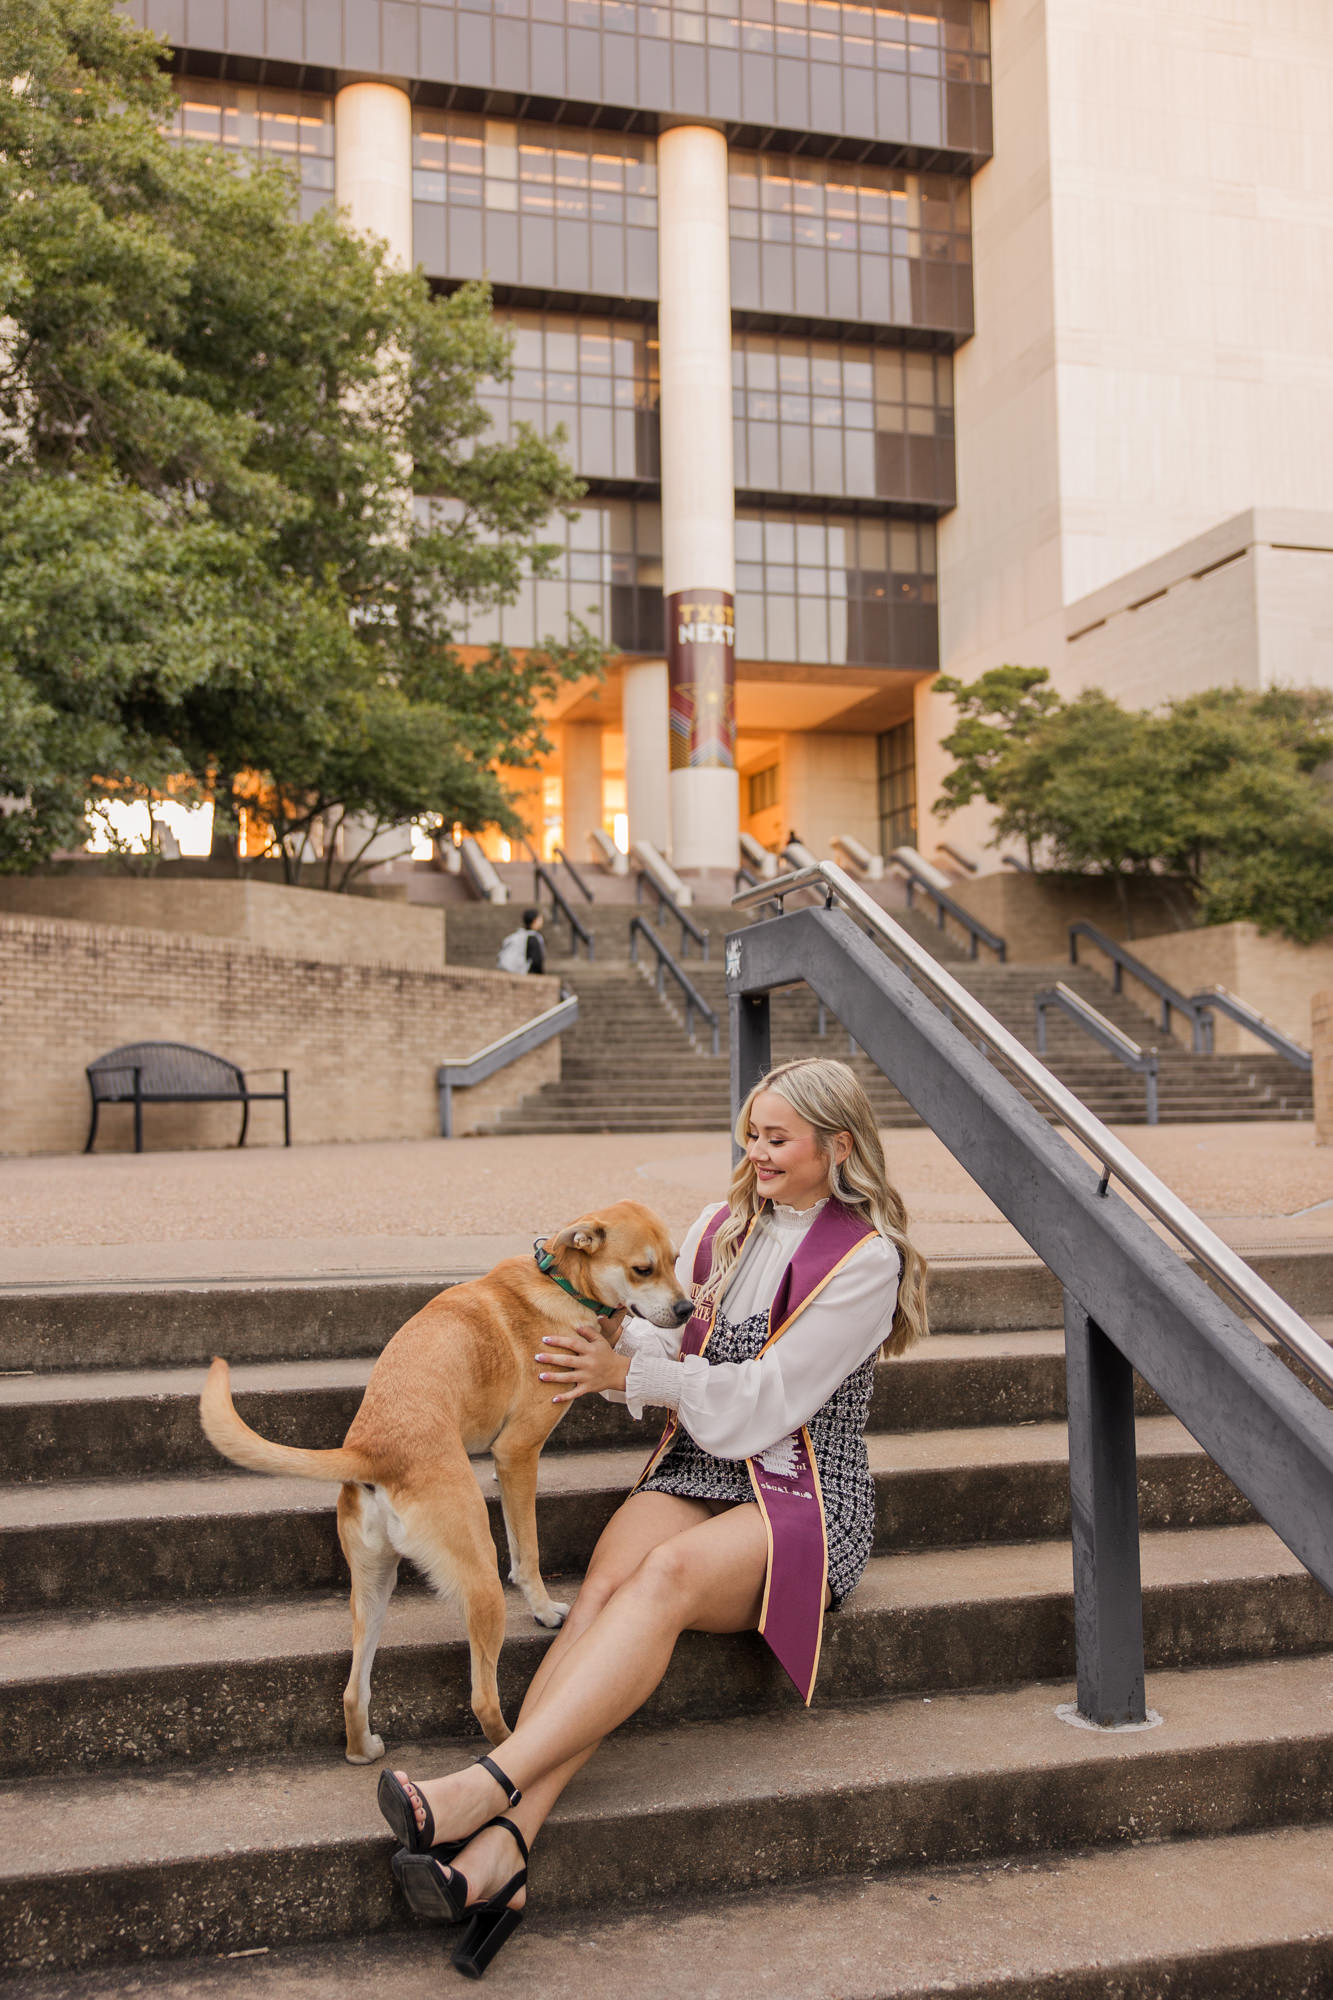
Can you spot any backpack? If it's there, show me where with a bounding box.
[496,929,529,974]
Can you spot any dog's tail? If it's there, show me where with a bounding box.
[200,1357,374,1483]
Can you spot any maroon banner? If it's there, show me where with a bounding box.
[666,589,735,772]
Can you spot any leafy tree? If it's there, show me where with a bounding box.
[933,670,1333,943]
[0,0,603,883]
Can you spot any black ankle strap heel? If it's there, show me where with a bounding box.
[474,1754,522,1808]
[451,1817,530,1980]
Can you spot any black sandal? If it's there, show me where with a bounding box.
[389,1755,525,1924]
[376,1770,459,1858]
[452,1817,529,1979]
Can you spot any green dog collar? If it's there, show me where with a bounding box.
[533,1240,619,1319]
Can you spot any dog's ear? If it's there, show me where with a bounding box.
[549,1219,606,1256]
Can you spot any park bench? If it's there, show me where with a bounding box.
[84,1042,291,1154]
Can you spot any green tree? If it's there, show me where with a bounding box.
[0,0,603,882]
[933,671,1333,943]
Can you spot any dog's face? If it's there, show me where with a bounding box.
[542,1200,693,1329]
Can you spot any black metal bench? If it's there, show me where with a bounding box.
[84,1042,291,1154]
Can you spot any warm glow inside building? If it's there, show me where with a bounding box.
[135,0,1333,882]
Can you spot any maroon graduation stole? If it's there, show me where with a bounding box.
[633,1198,877,1704]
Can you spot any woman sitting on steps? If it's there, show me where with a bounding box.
[376,1055,928,1979]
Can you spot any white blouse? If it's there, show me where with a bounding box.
[608,1200,901,1462]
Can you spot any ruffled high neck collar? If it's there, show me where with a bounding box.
[768,1195,829,1225]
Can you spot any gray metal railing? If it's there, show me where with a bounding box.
[533,860,595,959]
[728,860,1333,1731]
[898,859,1008,961]
[734,864,1333,1396]
[1035,981,1159,1124]
[629,916,719,1056]
[552,845,595,903]
[1190,987,1313,1069]
[436,995,577,1138]
[1068,920,1196,1042]
[636,870,710,959]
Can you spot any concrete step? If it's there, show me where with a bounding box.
[0,1417,1261,1616]
[5,1248,1329,1375]
[10,1328,1199,1484]
[9,1820,1331,2000]
[2,1524,1325,1782]
[3,1650,1330,1975]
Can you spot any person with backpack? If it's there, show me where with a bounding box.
[496,909,546,976]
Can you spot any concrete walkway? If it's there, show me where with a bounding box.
[0,1122,1329,1289]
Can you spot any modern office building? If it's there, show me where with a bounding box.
[131,1,1333,879]
[138,0,989,876]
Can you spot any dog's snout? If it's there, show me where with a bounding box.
[672,1296,694,1324]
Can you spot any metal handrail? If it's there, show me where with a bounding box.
[1190,987,1313,1071]
[1035,982,1159,1125]
[533,860,594,959]
[898,861,1007,962]
[635,871,710,959]
[552,845,595,903]
[733,862,1333,1393]
[1069,920,1197,1043]
[629,916,720,1056]
[437,995,577,1138]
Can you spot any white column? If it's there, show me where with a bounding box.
[622,660,672,855]
[560,722,604,859]
[657,124,739,874]
[334,81,413,264]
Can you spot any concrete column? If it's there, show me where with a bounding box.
[622,660,672,854]
[334,81,413,264]
[560,723,604,861]
[657,124,738,873]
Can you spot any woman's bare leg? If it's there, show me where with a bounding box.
[396,1500,768,1909]
[394,1493,710,1864]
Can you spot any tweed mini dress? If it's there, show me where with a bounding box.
[637,1302,879,1606]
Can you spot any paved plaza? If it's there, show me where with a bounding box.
[1,1121,1328,1291]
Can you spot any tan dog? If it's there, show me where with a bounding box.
[199,1200,691,1759]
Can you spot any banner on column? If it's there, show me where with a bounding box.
[666,589,735,771]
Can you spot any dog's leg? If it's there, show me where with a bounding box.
[492,1424,570,1629]
[393,1469,511,1746]
[337,1482,400,1764]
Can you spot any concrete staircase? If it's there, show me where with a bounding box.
[445,905,1314,1133]
[3,1257,1333,1994]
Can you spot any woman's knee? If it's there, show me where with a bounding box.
[623,1536,696,1611]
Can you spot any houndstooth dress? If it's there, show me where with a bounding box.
[638,1302,879,1607]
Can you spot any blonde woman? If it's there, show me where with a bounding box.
[378,1057,927,1978]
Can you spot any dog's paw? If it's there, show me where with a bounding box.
[534,1599,570,1628]
[345,1734,386,1765]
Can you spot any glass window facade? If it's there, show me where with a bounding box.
[428,498,664,654]
[167,79,334,220]
[732,335,954,505]
[730,151,971,331]
[734,511,937,668]
[878,717,918,849]
[412,112,658,297]
[482,312,660,482]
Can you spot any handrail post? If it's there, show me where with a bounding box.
[729,988,771,1165]
[1064,1293,1147,1726]
[438,1076,454,1140]
[1145,1054,1159,1127]
[1035,997,1048,1055]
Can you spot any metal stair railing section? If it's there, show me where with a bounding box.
[730,861,1333,1731]
[436,994,578,1138]
[895,854,1008,962]
[1189,987,1313,1070]
[552,844,596,904]
[1035,980,1159,1125]
[635,870,710,960]
[1068,920,1198,1045]
[532,859,595,960]
[629,915,720,1056]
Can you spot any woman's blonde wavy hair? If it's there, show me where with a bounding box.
[704,1056,927,1357]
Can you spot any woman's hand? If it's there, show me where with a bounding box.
[536,1322,630,1403]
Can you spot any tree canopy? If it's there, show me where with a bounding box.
[933,667,1333,943]
[0,0,604,883]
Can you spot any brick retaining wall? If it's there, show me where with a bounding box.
[1314,988,1333,1144]
[0,914,559,1154]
